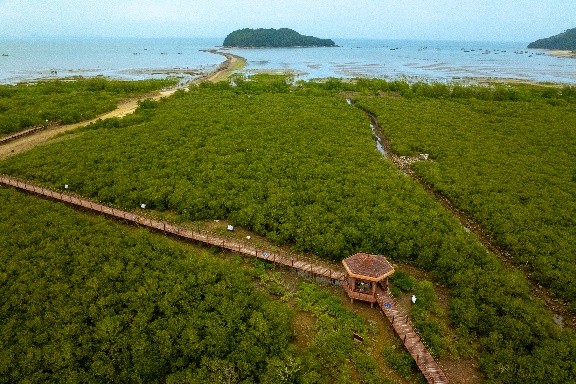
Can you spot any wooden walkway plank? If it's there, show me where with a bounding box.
[0,174,448,384]
[377,290,449,384]
[0,125,50,145]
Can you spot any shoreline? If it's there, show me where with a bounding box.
[3,38,576,85]
[0,50,248,160]
[547,49,576,58]
[197,50,247,83]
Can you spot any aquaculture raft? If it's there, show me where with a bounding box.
[0,174,448,383]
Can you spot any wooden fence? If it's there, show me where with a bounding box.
[0,175,344,282]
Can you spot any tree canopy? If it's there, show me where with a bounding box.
[223,28,336,48]
[0,186,402,383]
[0,78,175,136]
[0,187,294,383]
[528,27,576,50]
[1,76,576,383]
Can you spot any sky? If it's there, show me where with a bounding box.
[2,0,575,42]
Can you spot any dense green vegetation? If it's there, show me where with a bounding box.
[0,77,455,261]
[1,76,575,382]
[390,272,448,357]
[0,187,400,383]
[381,346,417,379]
[0,188,292,383]
[356,87,576,306]
[0,77,175,136]
[292,282,397,384]
[223,28,336,48]
[528,27,576,50]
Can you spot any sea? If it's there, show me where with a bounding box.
[1,37,575,85]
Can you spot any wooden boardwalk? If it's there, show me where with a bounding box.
[0,174,448,383]
[0,124,53,145]
[377,289,449,384]
[0,175,344,282]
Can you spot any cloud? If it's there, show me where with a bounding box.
[0,0,575,40]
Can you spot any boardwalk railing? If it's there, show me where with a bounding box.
[0,122,62,145]
[0,174,448,384]
[0,175,344,282]
[377,290,449,384]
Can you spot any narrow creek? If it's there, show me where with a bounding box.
[351,99,574,329]
[371,122,387,156]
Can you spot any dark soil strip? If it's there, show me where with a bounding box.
[360,107,574,328]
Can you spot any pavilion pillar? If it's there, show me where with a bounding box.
[370,281,377,307]
[342,253,395,306]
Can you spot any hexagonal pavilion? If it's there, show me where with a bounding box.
[342,253,394,305]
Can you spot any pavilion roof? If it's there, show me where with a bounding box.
[342,253,394,282]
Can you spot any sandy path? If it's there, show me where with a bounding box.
[198,50,246,83]
[0,96,155,160]
[548,50,576,58]
[0,51,245,160]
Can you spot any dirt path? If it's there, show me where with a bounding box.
[363,108,575,328]
[0,51,245,161]
[199,50,247,83]
[0,97,145,160]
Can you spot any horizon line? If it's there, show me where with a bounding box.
[0,34,532,44]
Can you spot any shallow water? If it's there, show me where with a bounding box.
[1,37,575,84]
[228,39,576,83]
[0,37,223,84]
[369,123,387,156]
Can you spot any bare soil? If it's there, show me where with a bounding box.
[0,51,245,161]
[0,93,161,160]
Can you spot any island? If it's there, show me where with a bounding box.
[223,28,336,48]
[528,27,576,50]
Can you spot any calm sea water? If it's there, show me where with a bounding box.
[1,37,575,84]
[0,37,224,84]
[229,39,576,84]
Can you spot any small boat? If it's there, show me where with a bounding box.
[1,53,8,57]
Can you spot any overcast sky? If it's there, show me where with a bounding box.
[2,0,575,42]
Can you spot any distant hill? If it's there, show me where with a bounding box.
[223,28,336,48]
[528,27,576,50]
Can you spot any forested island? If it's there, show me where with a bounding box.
[223,28,336,48]
[528,27,576,50]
